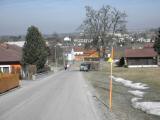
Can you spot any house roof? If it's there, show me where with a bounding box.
[83,50,97,55]
[125,48,157,58]
[84,50,99,58]
[74,49,99,58]
[0,43,22,63]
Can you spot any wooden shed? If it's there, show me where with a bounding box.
[125,48,158,67]
[0,43,22,74]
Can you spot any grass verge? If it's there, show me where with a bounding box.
[83,62,160,120]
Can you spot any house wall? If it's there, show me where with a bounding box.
[74,51,83,55]
[75,55,84,61]
[11,64,21,74]
[128,65,158,68]
[127,57,157,66]
[84,57,99,61]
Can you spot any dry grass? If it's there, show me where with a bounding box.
[82,62,160,120]
[96,62,160,90]
[84,61,160,94]
[111,64,160,90]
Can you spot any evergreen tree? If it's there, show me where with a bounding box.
[154,28,160,54]
[22,26,48,71]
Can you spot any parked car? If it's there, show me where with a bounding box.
[80,63,90,72]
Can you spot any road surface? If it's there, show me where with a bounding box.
[0,70,102,120]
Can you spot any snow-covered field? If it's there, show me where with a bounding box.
[113,76,160,116]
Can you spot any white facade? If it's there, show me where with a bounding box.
[6,41,25,47]
[66,49,75,61]
[73,39,93,43]
[74,51,83,55]
[128,65,158,68]
[64,37,71,42]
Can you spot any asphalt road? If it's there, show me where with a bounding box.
[0,70,102,120]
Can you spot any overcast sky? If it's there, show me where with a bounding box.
[0,0,160,35]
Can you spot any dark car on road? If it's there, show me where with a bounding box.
[80,63,91,72]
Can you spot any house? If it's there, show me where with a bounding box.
[73,47,84,61]
[0,43,22,74]
[83,50,99,61]
[73,38,93,45]
[72,35,93,46]
[74,49,99,61]
[64,36,71,42]
[73,47,84,55]
[124,48,158,68]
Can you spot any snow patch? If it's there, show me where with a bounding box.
[131,98,160,116]
[112,76,160,116]
[112,76,149,90]
[128,90,145,97]
[131,97,142,103]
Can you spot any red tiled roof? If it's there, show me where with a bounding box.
[0,44,22,63]
[125,48,157,58]
[74,49,99,57]
[83,50,97,54]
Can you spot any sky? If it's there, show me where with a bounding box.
[0,0,160,35]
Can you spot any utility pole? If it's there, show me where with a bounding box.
[55,45,57,71]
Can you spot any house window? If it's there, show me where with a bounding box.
[0,67,2,73]
[3,67,9,73]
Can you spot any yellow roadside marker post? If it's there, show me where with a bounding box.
[107,47,114,112]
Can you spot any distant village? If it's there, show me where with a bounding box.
[0,29,159,78]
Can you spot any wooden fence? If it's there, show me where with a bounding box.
[0,74,19,93]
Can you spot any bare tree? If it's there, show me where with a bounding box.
[80,5,127,57]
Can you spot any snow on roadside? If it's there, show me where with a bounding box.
[112,76,149,90]
[128,90,145,97]
[113,76,160,116]
[131,97,160,116]
[131,97,142,103]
